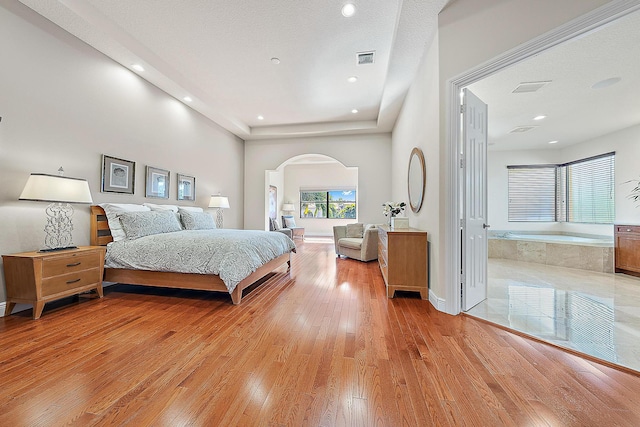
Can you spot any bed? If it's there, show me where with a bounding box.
[90,205,295,304]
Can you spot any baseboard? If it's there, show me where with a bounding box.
[429,289,446,312]
[0,301,4,317]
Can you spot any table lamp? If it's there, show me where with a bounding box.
[208,195,230,228]
[19,168,93,252]
[282,203,295,214]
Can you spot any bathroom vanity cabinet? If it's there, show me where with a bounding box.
[615,224,640,277]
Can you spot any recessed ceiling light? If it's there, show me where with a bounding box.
[347,76,358,83]
[351,109,358,114]
[533,115,546,121]
[342,4,356,17]
[131,64,144,72]
[548,140,558,144]
[257,115,264,120]
[270,57,280,65]
[183,96,192,102]
[592,77,621,89]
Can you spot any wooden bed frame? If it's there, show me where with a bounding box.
[90,206,291,304]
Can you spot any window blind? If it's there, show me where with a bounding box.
[507,152,615,224]
[508,166,557,221]
[566,153,615,223]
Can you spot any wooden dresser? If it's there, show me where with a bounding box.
[377,225,428,299]
[3,246,106,319]
[615,224,640,277]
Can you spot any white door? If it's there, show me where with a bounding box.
[462,88,488,311]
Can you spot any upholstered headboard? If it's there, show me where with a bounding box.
[90,205,113,246]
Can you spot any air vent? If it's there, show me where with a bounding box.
[357,51,375,65]
[509,125,537,134]
[512,81,551,93]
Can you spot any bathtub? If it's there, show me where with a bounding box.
[489,232,614,273]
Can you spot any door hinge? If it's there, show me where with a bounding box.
[459,218,464,228]
[460,104,465,114]
[459,157,464,169]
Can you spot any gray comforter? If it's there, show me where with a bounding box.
[104,229,296,292]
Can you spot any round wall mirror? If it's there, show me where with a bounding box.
[407,147,426,213]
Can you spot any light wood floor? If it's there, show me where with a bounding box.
[1,240,640,426]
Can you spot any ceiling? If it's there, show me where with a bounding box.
[19,0,449,140]
[467,8,640,152]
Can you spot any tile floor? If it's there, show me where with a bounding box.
[467,259,640,373]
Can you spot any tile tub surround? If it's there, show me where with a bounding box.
[489,233,614,273]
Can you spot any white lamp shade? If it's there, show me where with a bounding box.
[19,173,93,204]
[208,195,230,209]
[282,203,295,212]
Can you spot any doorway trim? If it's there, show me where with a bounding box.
[445,0,640,315]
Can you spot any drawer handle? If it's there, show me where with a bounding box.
[66,278,81,284]
[627,229,632,232]
[67,262,81,267]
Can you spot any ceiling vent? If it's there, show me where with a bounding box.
[509,125,538,134]
[357,51,375,65]
[512,81,551,93]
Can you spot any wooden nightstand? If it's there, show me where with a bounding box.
[2,246,106,319]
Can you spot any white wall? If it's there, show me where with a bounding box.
[283,163,358,236]
[244,134,391,231]
[392,34,441,299]
[488,124,640,235]
[0,2,244,302]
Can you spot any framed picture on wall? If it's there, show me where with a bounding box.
[269,185,277,219]
[177,173,196,201]
[145,166,170,198]
[101,154,135,194]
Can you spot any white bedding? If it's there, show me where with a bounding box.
[104,229,296,292]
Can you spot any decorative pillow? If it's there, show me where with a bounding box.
[119,210,183,240]
[284,217,296,228]
[99,203,151,242]
[181,211,216,230]
[143,203,179,212]
[178,206,204,213]
[273,219,281,230]
[346,223,364,238]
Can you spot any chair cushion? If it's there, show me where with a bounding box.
[339,237,363,250]
[346,223,364,238]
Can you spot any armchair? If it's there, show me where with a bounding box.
[333,223,378,262]
[269,218,292,239]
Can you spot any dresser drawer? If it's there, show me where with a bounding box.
[616,225,640,234]
[41,268,102,296]
[42,252,101,277]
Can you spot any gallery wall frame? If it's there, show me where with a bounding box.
[145,166,170,199]
[177,173,196,201]
[101,154,135,194]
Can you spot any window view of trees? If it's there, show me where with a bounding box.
[300,190,356,219]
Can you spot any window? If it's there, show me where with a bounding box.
[508,165,558,222]
[566,154,615,223]
[300,190,356,219]
[507,152,614,224]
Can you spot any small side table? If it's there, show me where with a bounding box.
[291,227,305,240]
[2,246,106,319]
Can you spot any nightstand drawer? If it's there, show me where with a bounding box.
[41,268,101,296]
[42,252,101,277]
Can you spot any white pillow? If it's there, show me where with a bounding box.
[143,203,179,212]
[99,203,150,242]
[284,217,296,228]
[119,210,183,239]
[181,211,216,230]
[178,206,204,213]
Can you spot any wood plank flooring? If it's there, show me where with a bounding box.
[1,239,640,426]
